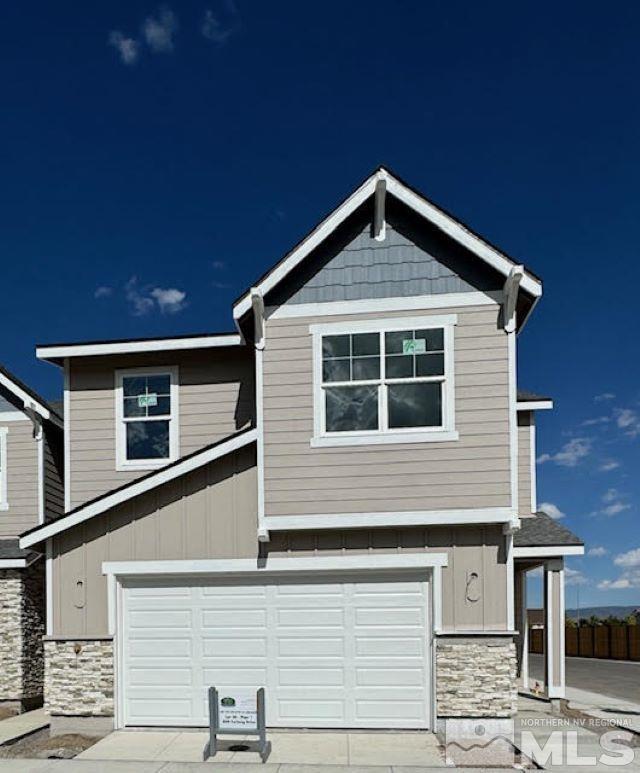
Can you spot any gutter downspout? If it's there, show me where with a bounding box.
[504,265,524,535]
[251,289,269,543]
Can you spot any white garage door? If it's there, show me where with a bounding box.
[121,573,431,729]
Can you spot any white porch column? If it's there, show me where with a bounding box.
[517,570,529,690]
[544,559,565,699]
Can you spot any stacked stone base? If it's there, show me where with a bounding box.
[44,638,114,735]
[0,562,45,711]
[436,636,517,720]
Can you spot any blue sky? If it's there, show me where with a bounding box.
[0,1,638,606]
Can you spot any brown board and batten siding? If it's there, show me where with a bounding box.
[51,445,258,637]
[517,412,534,517]
[68,348,255,509]
[0,418,39,536]
[262,302,511,516]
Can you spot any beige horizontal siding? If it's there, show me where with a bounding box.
[52,445,258,637]
[1,419,38,535]
[263,303,511,516]
[518,412,534,516]
[69,349,255,508]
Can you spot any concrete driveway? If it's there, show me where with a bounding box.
[529,653,640,703]
[76,729,445,767]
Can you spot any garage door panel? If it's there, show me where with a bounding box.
[122,573,430,729]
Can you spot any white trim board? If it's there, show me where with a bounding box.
[262,508,514,532]
[234,167,541,320]
[0,412,29,423]
[266,291,502,320]
[0,555,41,569]
[513,545,584,558]
[20,428,258,549]
[517,401,553,411]
[102,552,449,578]
[0,371,60,427]
[37,334,243,361]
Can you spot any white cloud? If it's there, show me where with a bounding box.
[602,488,619,503]
[614,408,640,437]
[614,548,640,568]
[211,260,226,270]
[143,7,178,53]
[537,437,591,468]
[150,287,187,314]
[565,567,588,586]
[539,502,564,520]
[594,393,616,402]
[125,277,155,316]
[598,578,632,590]
[598,551,640,590]
[587,546,608,557]
[94,286,113,299]
[582,416,610,427]
[599,459,620,472]
[108,31,140,65]
[202,9,232,43]
[602,502,630,517]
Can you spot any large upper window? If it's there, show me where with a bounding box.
[115,367,179,469]
[311,315,457,447]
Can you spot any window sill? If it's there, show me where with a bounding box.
[310,430,459,448]
[116,459,174,473]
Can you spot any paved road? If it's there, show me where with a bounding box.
[529,653,640,703]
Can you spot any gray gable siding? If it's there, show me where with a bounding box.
[268,198,502,307]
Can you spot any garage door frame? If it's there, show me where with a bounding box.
[104,554,447,730]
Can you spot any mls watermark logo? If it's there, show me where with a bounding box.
[443,717,637,768]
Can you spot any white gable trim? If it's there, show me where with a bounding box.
[20,428,258,549]
[513,545,584,558]
[517,400,553,411]
[37,334,242,361]
[0,372,61,427]
[233,168,542,319]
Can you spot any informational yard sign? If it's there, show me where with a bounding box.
[217,688,258,731]
[203,687,270,763]
[402,338,426,355]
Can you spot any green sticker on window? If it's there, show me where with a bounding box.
[138,393,158,408]
[402,339,426,355]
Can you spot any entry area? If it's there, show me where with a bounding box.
[120,571,432,730]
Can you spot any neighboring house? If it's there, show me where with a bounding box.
[0,365,63,712]
[20,167,583,735]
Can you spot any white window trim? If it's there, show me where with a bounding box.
[0,428,7,511]
[114,366,179,472]
[310,314,457,448]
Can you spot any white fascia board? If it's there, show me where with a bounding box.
[0,554,41,569]
[517,401,553,411]
[102,552,448,577]
[266,291,502,320]
[513,545,584,558]
[234,168,541,320]
[0,372,55,425]
[262,508,514,532]
[20,428,258,548]
[36,334,243,361]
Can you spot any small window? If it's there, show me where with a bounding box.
[0,428,7,510]
[115,368,178,470]
[312,316,457,447]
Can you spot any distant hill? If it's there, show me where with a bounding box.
[566,605,638,620]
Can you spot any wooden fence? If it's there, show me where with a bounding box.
[529,625,640,661]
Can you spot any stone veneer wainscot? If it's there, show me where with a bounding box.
[44,639,114,717]
[436,636,517,717]
[0,562,45,709]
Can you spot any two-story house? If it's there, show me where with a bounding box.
[21,167,583,736]
[0,365,63,712]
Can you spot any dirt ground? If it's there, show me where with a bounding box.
[0,728,100,759]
